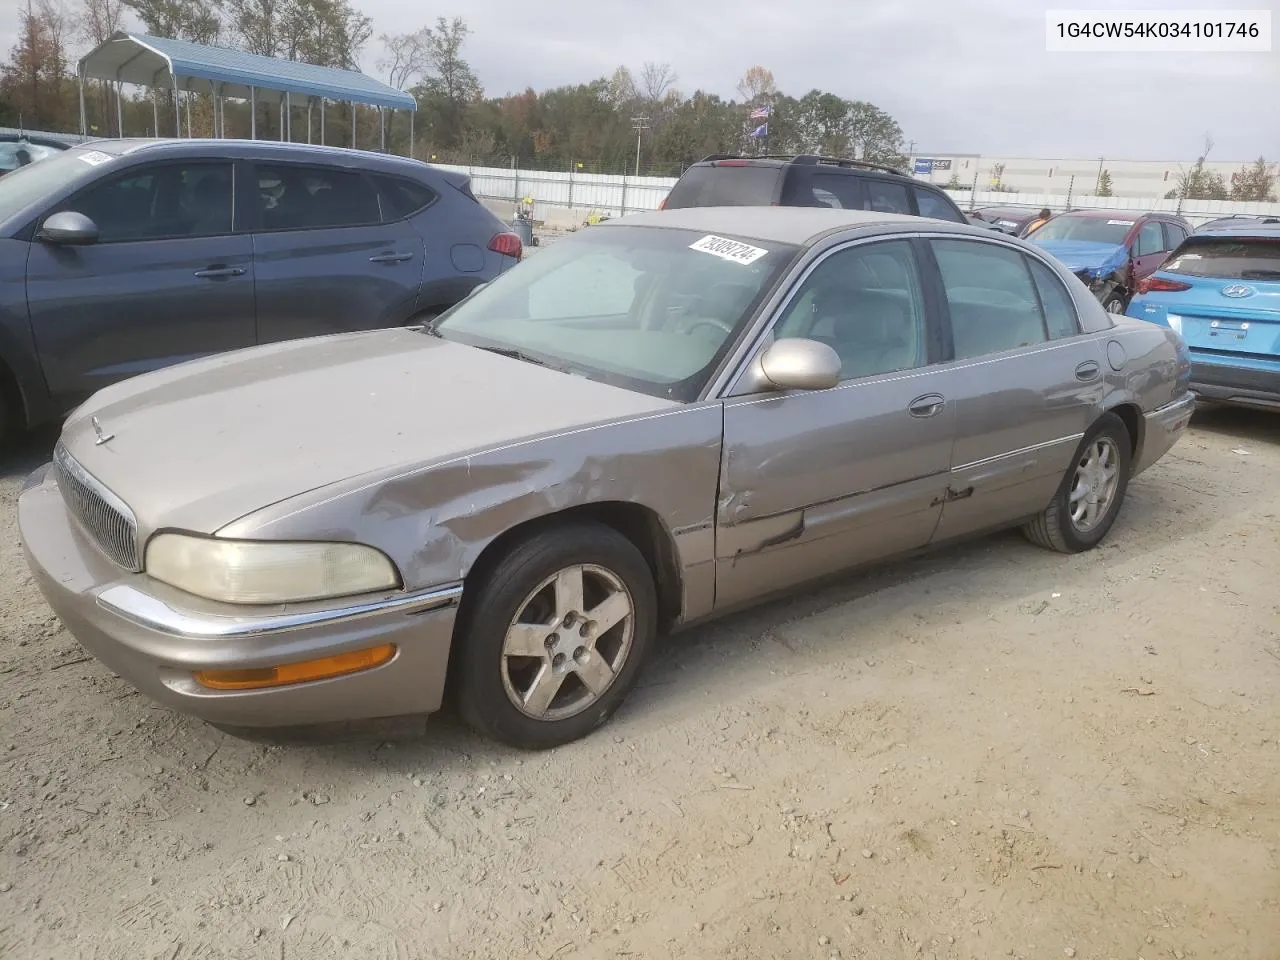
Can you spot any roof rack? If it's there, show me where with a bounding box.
[698,153,909,178]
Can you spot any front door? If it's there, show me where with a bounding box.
[714,238,958,610]
[26,159,254,402]
[925,237,1105,542]
[248,160,425,343]
[1130,219,1171,285]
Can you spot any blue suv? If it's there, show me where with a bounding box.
[1125,222,1280,410]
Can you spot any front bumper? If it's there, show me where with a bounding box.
[1133,392,1196,477]
[18,463,462,728]
[1189,356,1280,410]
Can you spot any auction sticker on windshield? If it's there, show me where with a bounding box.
[689,235,769,265]
[78,151,113,166]
[1107,219,1135,225]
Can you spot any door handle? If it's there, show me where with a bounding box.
[1075,361,1100,381]
[193,266,245,279]
[908,394,946,418]
[368,252,414,264]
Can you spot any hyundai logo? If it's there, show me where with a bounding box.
[1222,283,1254,298]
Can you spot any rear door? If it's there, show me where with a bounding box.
[1130,219,1171,283]
[248,160,426,343]
[25,158,254,401]
[924,237,1105,541]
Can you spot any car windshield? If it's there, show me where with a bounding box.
[1162,237,1280,281]
[432,225,798,401]
[0,141,63,173]
[1030,215,1134,244]
[0,148,93,222]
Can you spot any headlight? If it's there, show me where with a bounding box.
[145,533,401,604]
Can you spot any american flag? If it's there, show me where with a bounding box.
[748,105,770,120]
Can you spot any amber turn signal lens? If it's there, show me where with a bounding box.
[194,644,396,690]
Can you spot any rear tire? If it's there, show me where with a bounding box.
[454,523,657,750]
[1102,292,1127,314]
[1023,412,1132,554]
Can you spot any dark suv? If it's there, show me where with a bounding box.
[660,154,968,224]
[0,138,520,442]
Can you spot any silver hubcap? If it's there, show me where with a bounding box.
[1106,298,1124,314]
[1069,437,1121,532]
[500,564,635,721]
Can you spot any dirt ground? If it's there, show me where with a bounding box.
[1,406,1278,960]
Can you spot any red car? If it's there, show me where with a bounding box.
[1027,210,1193,313]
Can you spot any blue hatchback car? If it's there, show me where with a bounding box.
[1125,223,1280,410]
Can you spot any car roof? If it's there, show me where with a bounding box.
[1189,222,1280,239]
[608,206,972,246]
[67,137,432,174]
[1056,209,1178,222]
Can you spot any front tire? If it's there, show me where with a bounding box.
[455,523,657,749]
[1023,412,1132,553]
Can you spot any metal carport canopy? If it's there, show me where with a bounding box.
[78,32,417,111]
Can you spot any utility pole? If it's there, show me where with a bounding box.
[631,115,649,177]
[1094,156,1104,194]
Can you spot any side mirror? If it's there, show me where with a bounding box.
[745,338,842,393]
[37,211,99,246]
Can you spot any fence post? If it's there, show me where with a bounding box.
[620,173,628,217]
[511,156,519,208]
[1064,175,1075,211]
[568,163,575,209]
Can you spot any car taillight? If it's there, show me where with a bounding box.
[489,232,522,259]
[1137,275,1191,294]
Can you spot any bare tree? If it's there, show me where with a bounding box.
[736,65,776,103]
[78,0,125,44]
[378,27,429,90]
[605,65,636,109]
[639,61,676,103]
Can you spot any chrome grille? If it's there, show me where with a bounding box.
[52,444,141,571]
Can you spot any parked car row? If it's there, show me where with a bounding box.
[0,137,522,442]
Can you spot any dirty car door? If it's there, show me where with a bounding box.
[714,238,956,610]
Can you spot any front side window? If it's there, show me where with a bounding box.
[60,162,233,242]
[773,239,928,381]
[932,238,1049,359]
[1163,222,1188,248]
[1135,221,1165,256]
[433,225,798,401]
[254,163,381,231]
[865,180,912,215]
[914,188,964,223]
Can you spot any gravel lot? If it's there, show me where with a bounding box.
[2,408,1278,960]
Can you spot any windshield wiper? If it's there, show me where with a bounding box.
[473,343,552,368]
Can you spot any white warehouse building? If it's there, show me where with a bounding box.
[908,153,1261,200]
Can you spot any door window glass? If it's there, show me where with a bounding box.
[65,162,233,242]
[773,239,928,380]
[932,239,1048,358]
[1134,220,1164,256]
[914,188,965,222]
[864,180,912,214]
[1027,257,1081,339]
[255,163,381,231]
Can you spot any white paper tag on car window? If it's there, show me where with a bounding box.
[689,234,768,265]
[1106,219,1134,226]
[78,150,113,166]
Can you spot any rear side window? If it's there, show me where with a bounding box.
[1027,257,1080,339]
[914,188,965,223]
[254,163,381,231]
[865,179,912,215]
[375,175,437,220]
[1162,237,1280,280]
[1163,222,1188,248]
[663,164,781,208]
[931,238,1048,358]
[796,172,862,209]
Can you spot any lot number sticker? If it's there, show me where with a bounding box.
[689,234,769,265]
[78,150,113,166]
[1106,219,1135,226]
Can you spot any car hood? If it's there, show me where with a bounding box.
[58,329,677,537]
[1032,240,1128,275]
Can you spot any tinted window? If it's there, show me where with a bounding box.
[376,175,437,220]
[865,180,912,215]
[663,164,782,208]
[435,226,797,402]
[774,240,928,380]
[1135,221,1164,256]
[65,162,233,242]
[932,239,1048,359]
[914,188,964,223]
[255,163,381,231]
[1030,215,1133,245]
[1163,222,1188,248]
[1028,257,1080,339]
[800,173,862,209]
[1162,237,1280,280]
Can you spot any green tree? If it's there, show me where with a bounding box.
[411,16,482,151]
[124,0,223,43]
[0,0,76,131]
[1096,169,1113,196]
[1230,157,1278,202]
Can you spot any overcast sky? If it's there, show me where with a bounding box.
[3,0,1277,160]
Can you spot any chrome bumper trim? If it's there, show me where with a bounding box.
[96,582,464,641]
[1145,392,1196,421]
